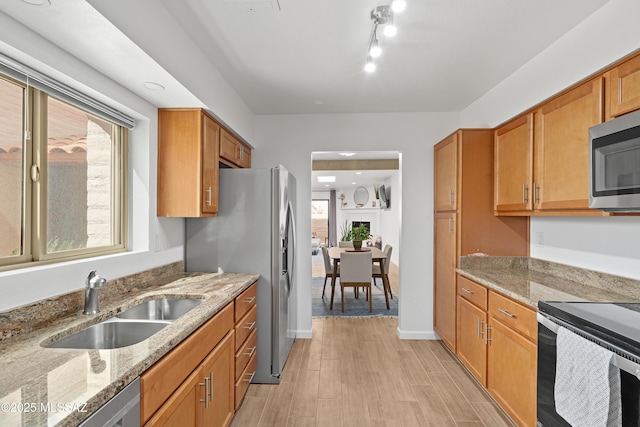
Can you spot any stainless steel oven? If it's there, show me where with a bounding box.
[537,302,640,426]
[589,108,640,211]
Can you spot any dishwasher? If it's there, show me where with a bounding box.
[78,377,139,427]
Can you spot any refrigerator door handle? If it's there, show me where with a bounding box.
[286,200,296,296]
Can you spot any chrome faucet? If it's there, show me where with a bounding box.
[83,270,107,315]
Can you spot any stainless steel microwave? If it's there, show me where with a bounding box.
[589,108,640,211]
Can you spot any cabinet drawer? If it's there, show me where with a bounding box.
[141,303,234,424]
[235,352,257,410]
[235,282,257,322]
[457,275,488,310]
[235,304,257,352]
[235,328,257,381]
[488,291,537,342]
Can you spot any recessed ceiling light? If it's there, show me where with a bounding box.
[314,100,324,105]
[20,0,51,6]
[356,172,362,175]
[143,81,165,91]
[339,152,356,157]
[325,184,330,187]
[352,182,357,185]
[317,176,335,183]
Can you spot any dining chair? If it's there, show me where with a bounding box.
[321,246,339,298]
[338,241,354,248]
[339,251,373,312]
[372,244,393,299]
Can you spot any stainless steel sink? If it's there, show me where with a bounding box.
[47,320,168,349]
[116,298,202,321]
[45,297,203,349]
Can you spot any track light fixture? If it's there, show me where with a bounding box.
[365,2,406,73]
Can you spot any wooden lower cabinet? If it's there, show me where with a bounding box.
[455,275,537,427]
[199,332,235,427]
[141,282,258,427]
[146,332,234,427]
[434,212,457,352]
[487,318,537,427]
[456,297,487,386]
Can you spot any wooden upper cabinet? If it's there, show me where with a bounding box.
[434,133,459,212]
[157,109,220,217]
[608,53,640,119]
[494,114,534,214]
[220,128,251,168]
[534,78,603,210]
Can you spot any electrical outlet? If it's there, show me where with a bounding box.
[536,232,544,248]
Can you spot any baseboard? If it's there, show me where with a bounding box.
[396,327,439,340]
[295,329,313,339]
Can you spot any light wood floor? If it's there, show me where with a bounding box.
[231,317,515,427]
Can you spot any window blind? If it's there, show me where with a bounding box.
[0,52,135,130]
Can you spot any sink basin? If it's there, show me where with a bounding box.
[45,297,203,349]
[47,320,168,349]
[116,298,202,321]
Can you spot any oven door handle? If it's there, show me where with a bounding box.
[537,312,640,381]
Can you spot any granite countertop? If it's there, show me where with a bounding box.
[456,256,640,309]
[0,271,259,427]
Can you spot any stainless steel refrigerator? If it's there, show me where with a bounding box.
[185,166,296,384]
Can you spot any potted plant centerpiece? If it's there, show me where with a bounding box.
[351,223,372,250]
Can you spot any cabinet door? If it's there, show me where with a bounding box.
[434,132,458,212]
[144,369,199,427]
[219,129,239,166]
[456,297,487,386]
[534,78,603,210]
[434,212,457,352]
[487,318,537,427]
[494,114,533,213]
[198,331,235,427]
[609,53,640,118]
[202,115,220,215]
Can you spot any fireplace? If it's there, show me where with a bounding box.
[351,221,370,233]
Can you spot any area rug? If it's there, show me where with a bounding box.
[310,276,398,317]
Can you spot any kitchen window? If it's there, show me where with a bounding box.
[0,73,127,269]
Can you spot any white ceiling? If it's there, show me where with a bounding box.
[0,0,609,116]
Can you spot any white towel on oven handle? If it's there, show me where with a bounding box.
[554,326,622,427]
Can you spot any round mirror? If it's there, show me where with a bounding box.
[353,186,369,206]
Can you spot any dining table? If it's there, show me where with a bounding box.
[328,246,390,310]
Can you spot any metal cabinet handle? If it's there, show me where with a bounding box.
[485,325,492,344]
[209,373,214,402]
[522,184,529,204]
[245,296,256,305]
[477,318,484,338]
[498,308,516,318]
[244,346,257,357]
[449,190,455,205]
[448,218,454,233]
[461,288,473,295]
[244,321,256,330]
[533,183,540,204]
[205,187,212,206]
[243,371,256,383]
[199,376,210,408]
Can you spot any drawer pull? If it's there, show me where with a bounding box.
[244,346,257,357]
[245,296,256,304]
[209,373,214,402]
[461,288,474,295]
[498,308,516,318]
[477,318,484,338]
[244,321,256,330]
[244,371,256,383]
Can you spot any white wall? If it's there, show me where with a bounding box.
[255,112,460,339]
[379,173,401,266]
[0,12,181,311]
[460,0,640,280]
